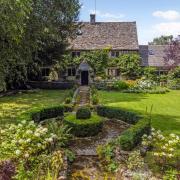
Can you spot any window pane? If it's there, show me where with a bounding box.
[72,68,76,76]
[68,69,71,76]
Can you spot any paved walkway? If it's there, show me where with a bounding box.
[78,86,90,107]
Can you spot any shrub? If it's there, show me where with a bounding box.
[92,95,99,105]
[65,97,72,104]
[97,106,139,124]
[126,150,145,170]
[142,129,180,167]
[76,107,91,119]
[31,106,64,123]
[112,80,129,90]
[64,114,103,137]
[117,118,151,150]
[63,104,73,112]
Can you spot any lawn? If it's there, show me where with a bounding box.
[99,90,180,135]
[0,90,69,126]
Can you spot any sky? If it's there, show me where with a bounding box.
[79,0,180,44]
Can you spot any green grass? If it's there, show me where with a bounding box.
[0,90,69,126]
[99,90,180,135]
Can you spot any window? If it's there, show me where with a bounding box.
[67,67,76,76]
[107,68,120,77]
[41,68,50,77]
[149,50,154,55]
[111,51,119,58]
[72,51,81,58]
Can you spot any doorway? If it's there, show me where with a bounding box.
[81,71,89,85]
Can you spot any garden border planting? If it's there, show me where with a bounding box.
[96,106,151,150]
[64,114,104,137]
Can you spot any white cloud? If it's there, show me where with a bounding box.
[89,10,125,22]
[153,10,180,21]
[153,22,180,36]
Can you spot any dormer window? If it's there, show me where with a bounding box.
[149,50,154,55]
[72,51,81,58]
[111,51,119,58]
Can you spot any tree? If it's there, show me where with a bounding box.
[0,0,81,90]
[114,54,142,79]
[143,67,157,81]
[164,37,180,68]
[149,35,173,45]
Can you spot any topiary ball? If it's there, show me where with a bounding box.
[76,107,91,119]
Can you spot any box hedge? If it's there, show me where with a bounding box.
[96,105,151,151]
[31,105,73,123]
[97,106,139,124]
[64,114,104,137]
[76,107,91,119]
[117,118,150,150]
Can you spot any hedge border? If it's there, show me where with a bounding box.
[64,114,104,137]
[31,105,73,123]
[96,105,151,151]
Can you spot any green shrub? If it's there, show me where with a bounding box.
[64,114,104,137]
[112,81,129,90]
[65,97,71,104]
[76,107,91,119]
[92,95,99,105]
[31,106,64,123]
[117,118,150,151]
[97,106,139,124]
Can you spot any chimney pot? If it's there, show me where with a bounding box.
[90,14,96,24]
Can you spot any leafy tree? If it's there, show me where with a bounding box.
[110,54,142,79]
[0,0,81,90]
[73,49,110,76]
[149,35,173,45]
[164,37,180,68]
[168,67,180,79]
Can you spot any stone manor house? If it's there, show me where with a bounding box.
[41,14,173,86]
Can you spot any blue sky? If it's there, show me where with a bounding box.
[79,0,180,44]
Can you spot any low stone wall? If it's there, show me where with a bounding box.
[28,81,74,90]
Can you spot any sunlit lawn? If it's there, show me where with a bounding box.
[99,90,180,135]
[0,90,69,126]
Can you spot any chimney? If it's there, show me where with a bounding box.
[90,14,96,24]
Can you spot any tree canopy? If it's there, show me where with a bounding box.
[149,35,173,45]
[0,0,81,91]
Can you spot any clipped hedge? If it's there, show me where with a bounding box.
[117,118,150,151]
[31,105,73,123]
[64,114,104,137]
[97,106,139,124]
[76,107,91,119]
[96,105,151,151]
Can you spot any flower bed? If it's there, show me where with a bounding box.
[64,114,104,137]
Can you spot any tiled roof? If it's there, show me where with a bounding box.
[139,45,169,67]
[69,22,139,50]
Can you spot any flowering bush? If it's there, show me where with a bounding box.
[0,120,60,179]
[142,128,180,166]
[135,79,157,90]
[0,120,56,161]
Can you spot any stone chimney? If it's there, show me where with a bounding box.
[90,14,96,24]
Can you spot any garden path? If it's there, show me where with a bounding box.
[77,86,90,107]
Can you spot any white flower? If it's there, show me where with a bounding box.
[24,153,29,158]
[47,138,53,143]
[18,139,24,144]
[35,132,40,137]
[22,120,26,124]
[169,148,174,152]
[168,154,173,158]
[37,143,41,147]
[42,128,48,133]
[26,130,33,134]
[148,136,152,140]
[15,150,21,155]
[26,138,31,143]
[18,124,23,128]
